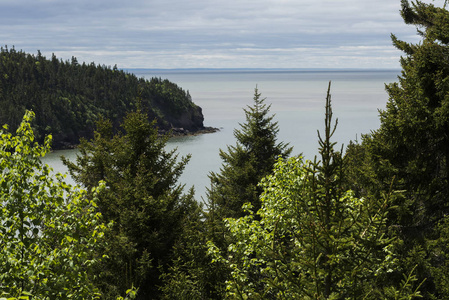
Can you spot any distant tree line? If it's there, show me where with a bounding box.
[0,46,204,149]
[1,1,449,299]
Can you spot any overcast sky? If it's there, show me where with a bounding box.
[0,0,431,69]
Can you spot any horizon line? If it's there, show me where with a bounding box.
[124,67,400,71]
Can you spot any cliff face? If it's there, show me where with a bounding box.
[163,105,204,132]
[145,77,205,134]
[0,47,207,149]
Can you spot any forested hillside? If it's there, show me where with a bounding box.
[0,46,205,149]
[3,1,449,299]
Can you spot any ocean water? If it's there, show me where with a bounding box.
[43,69,400,202]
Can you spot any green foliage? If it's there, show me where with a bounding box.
[425,215,449,299]
[160,260,204,300]
[201,87,292,297]
[207,87,292,220]
[115,286,139,300]
[63,109,200,299]
[159,207,207,299]
[0,46,203,149]
[343,2,449,298]
[208,159,421,299]
[159,198,231,300]
[208,84,423,299]
[159,88,294,299]
[0,111,107,299]
[360,0,449,230]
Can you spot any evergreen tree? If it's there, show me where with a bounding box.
[200,87,292,298]
[381,0,449,229]
[343,1,449,297]
[159,204,215,299]
[207,87,292,220]
[62,109,200,299]
[162,87,292,299]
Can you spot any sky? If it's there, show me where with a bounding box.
[0,0,433,69]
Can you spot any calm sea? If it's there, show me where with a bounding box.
[42,69,400,202]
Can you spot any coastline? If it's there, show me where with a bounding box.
[52,126,220,151]
[162,126,219,137]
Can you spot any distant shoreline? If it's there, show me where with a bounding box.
[125,67,401,73]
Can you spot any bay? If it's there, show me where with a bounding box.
[42,69,400,202]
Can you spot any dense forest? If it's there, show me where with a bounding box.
[0,46,205,149]
[2,0,449,299]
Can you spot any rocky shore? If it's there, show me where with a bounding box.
[54,126,219,150]
[161,126,220,136]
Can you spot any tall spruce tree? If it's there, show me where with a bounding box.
[346,0,449,244]
[343,1,449,298]
[380,0,449,230]
[207,87,292,220]
[62,109,199,299]
[202,87,292,298]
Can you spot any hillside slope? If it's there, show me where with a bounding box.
[0,46,205,149]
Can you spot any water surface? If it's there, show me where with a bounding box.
[43,69,400,202]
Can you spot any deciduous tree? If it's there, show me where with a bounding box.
[0,111,107,299]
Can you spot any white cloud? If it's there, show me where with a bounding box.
[0,0,421,68]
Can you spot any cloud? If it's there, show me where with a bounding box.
[0,0,421,68]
